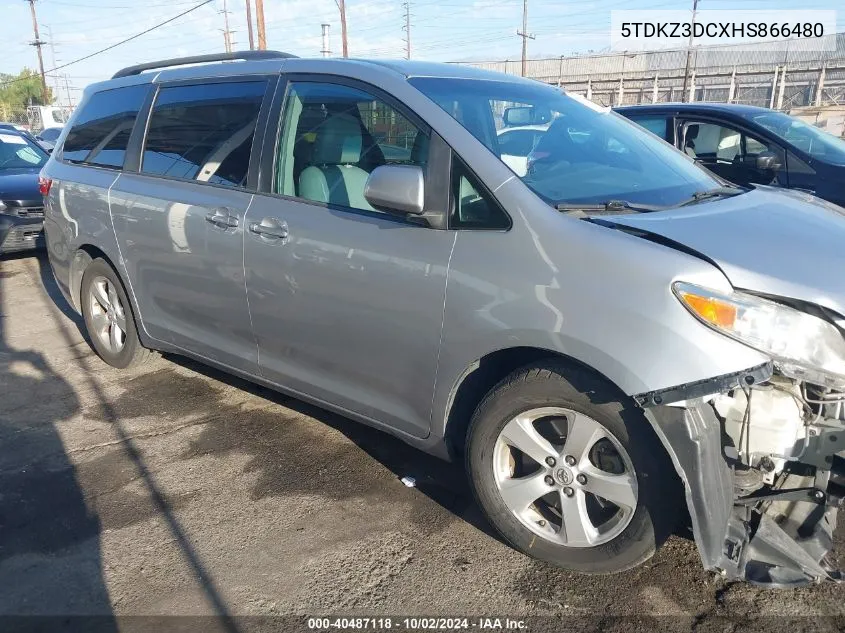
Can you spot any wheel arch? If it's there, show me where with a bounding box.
[441,346,633,461]
[71,244,149,345]
[69,245,106,312]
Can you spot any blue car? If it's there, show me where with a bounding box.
[617,103,845,208]
[0,128,49,255]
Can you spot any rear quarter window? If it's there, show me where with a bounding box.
[62,84,149,169]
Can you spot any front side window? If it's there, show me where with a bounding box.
[62,84,148,168]
[410,77,724,211]
[681,120,784,186]
[141,80,267,188]
[275,81,428,213]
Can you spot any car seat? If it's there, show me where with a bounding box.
[298,113,375,210]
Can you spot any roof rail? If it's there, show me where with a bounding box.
[112,50,298,79]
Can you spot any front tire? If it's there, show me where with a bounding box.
[80,258,151,369]
[466,361,679,574]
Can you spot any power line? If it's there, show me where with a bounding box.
[1,0,215,88]
[45,0,201,9]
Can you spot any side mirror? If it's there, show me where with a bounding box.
[756,151,783,171]
[364,165,425,216]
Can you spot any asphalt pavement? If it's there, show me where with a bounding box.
[1,252,843,633]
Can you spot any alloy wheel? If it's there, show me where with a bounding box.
[492,406,638,548]
[88,275,127,354]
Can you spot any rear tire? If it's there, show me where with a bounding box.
[466,360,679,574]
[80,258,151,369]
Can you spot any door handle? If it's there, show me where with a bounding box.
[249,218,289,240]
[205,208,239,229]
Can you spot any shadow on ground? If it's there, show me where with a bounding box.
[0,253,115,629]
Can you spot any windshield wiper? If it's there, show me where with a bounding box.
[555,199,665,215]
[677,186,745,207]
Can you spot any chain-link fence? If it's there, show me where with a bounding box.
[0,105,31,128]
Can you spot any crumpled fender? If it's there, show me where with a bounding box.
[643,382,840,586]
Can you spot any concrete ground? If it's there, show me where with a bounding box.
[1,252,843,632]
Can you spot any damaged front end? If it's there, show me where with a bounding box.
[640,361,845,587]
[633,279,845,586]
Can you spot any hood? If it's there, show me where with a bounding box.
[0,168,42,206]
[606,186,845,316]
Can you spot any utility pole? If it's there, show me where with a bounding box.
[321,23,331,57]
[220,0,233,53]
[255,0,267,49]
[402,0,411,60]
[44,25,60,105]
[244,0,255,50]
[516,0,535,77]
[26,0,49,103]
[63,74,73,109]
[681,0,699,102]
[335,0,348,57]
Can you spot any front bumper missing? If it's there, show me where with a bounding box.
[644,401,843,586]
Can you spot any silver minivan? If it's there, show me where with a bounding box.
[43,51,845,587]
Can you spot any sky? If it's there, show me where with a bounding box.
[2,0,844,106]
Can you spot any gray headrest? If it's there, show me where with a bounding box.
[313,113,363,165]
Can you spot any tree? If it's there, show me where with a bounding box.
[0,69,53,119]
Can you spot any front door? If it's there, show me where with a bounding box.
[244,79,454,437]
[111,79,271,372]
[679,119,787,188]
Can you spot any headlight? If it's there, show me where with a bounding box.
[0,201,8,214]
[674,281,845,389]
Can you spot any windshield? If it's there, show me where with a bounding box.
[0,131,48,170]
[39,127,63,142]
[409,77,721,209]
[741,110,845,166]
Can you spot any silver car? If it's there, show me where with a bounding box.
[43,51,845,587]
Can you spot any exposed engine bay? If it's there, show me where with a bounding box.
[641,363,845,587]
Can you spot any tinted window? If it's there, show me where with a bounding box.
[628,115,670,141]
[141,81,267,188]
[62,84,148,168]
[451,157,509,229]
[275,82,428,213]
